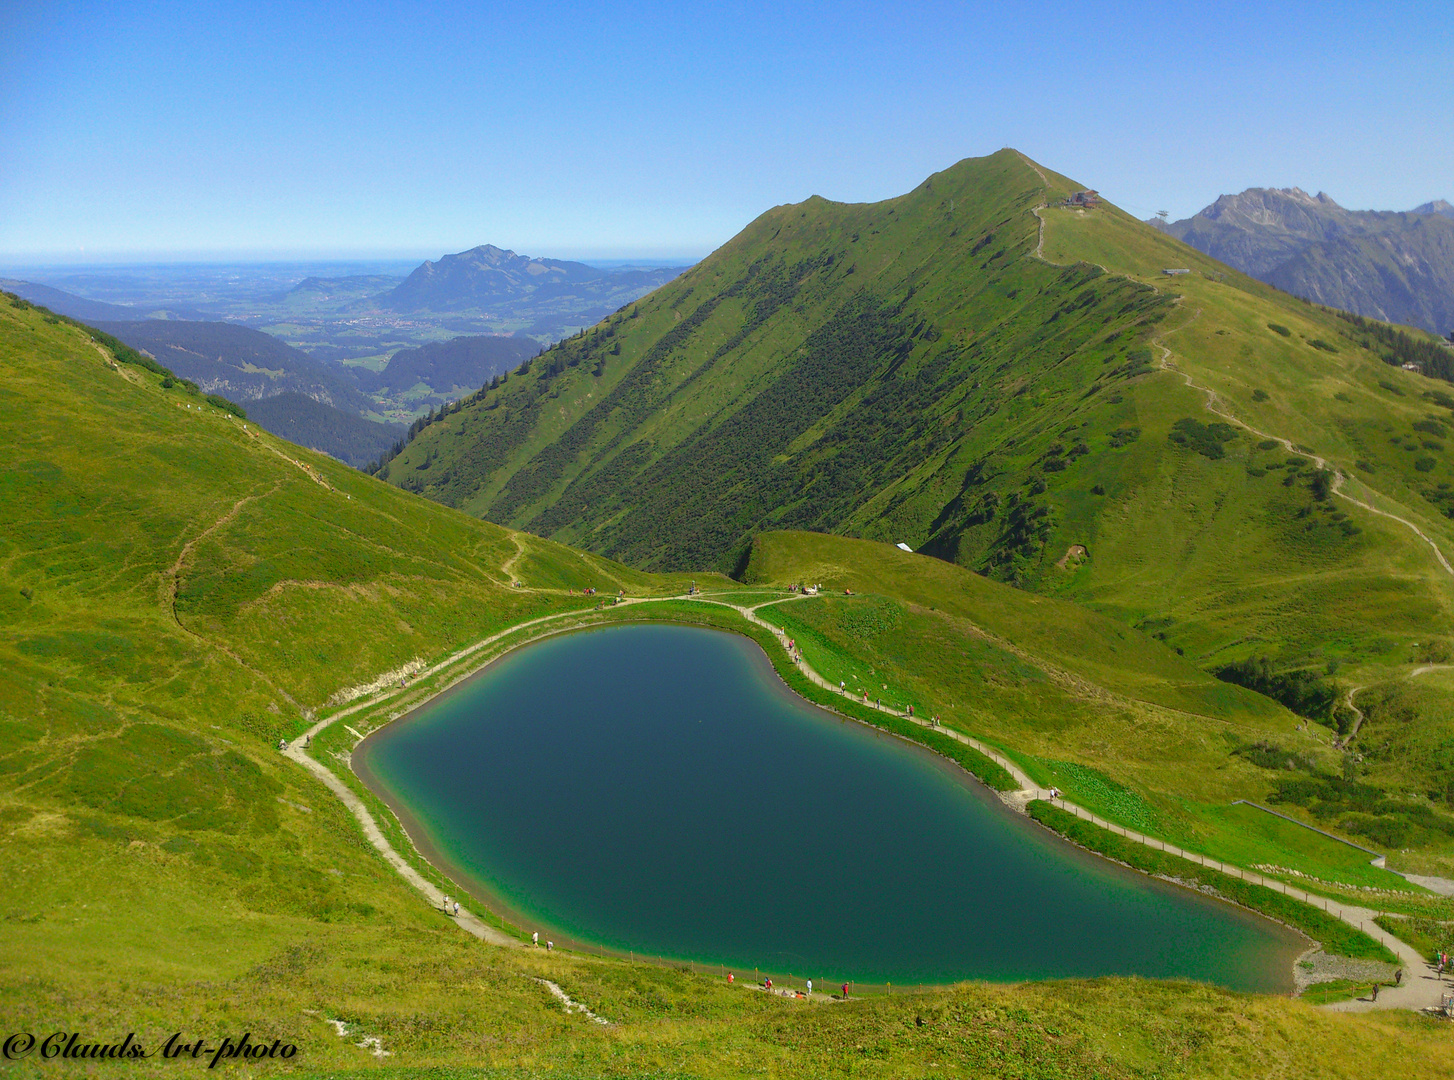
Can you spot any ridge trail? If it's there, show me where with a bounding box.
[1154,335,1453,577]
[1018,157,1452,579]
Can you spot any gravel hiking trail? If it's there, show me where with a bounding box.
[1017,152,1453,580]
[287,585,1443,1011]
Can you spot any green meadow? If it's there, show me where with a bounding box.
[378,153,1454,893]
[5,165,1454,1077]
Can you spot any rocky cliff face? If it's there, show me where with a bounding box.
[1157,189,1454,334]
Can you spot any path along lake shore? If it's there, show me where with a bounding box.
[284,590,1450,1014]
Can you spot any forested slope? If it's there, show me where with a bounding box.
[383,150,1172,570]
[4,289,1452,1075]
[383,151,1454,815]
[245,391,405,467]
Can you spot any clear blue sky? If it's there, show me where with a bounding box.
[2,0,1449,263]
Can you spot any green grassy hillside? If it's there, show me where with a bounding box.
[742,531,1450,888]
[378,151,1454,863]
[382,150,1174,574]
[7,293,1454,1075]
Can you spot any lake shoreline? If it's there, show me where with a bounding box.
[344,616,1306,991]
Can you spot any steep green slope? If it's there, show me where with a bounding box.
[3,295,1451,1076]
[1033,192,1454,847]
[382,149,1173,571]
[743,532,1452,882]
[383,150,1454,839]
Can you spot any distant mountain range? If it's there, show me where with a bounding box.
[1,279,152,322]
[94,320,376,416]
[371,244,689,337]
[1153,189,1454,335]
[380,245,686,313]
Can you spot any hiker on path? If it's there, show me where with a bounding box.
[1395,969,1403,985]
[842,983,849,999]
[806,979,812,996]
[547,941,553,951]
[728,973,734,984]
[443,895,451,913]
[1371,983,1379,1001]
[533,931,539,947]
[453,901,460,916]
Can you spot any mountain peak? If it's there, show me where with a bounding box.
[460,244,520,264]
[376,243,684,317]
[1412,198,1454,218]
[1201,187,1347,223]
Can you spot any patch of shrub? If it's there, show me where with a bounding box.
[1215,655,1337,722]
[1308,338,1339,353]
[1268,323,1292,337]
[1416,457,1436,472]
[1168,417,1238,459]
[205,393,247,419]
[1234,741,1318,773]
[1117,347,1154,377]
[1257,439,1280,451]
[1252,389,1269,402]
[1108,427,1140,448]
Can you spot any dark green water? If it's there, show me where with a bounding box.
[356,624,1302,989]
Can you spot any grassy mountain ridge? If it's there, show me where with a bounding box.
[4,292,1453,1074]
[382,151,1171,567]
[381,150,1454,646]
[380,151,1454,823]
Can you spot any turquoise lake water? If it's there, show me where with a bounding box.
[354,623,1303,989]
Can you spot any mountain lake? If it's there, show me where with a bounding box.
[354,623,1305,990]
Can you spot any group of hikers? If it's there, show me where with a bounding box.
[779,634,929,720]
[1368,968,1405,1001]
[728,973,848,1000]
